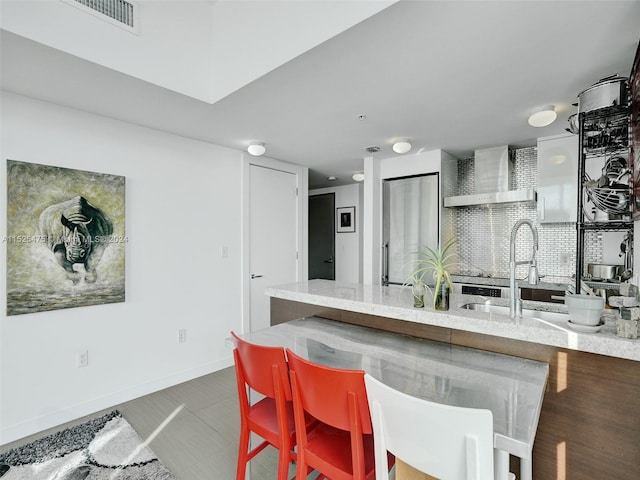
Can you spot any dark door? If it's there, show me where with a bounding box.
[309,193,335,280]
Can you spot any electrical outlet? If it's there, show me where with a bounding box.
[77,350,88,368]
[178,329,187,343]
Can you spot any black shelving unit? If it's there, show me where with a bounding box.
[576,103,633,290]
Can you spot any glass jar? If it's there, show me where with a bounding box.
[434,282,450,311]
[412,281,426,308]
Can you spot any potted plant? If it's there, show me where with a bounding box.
[405,274,427,308]
[405,238,459,310]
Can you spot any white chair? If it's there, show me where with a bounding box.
[364,374,514,480]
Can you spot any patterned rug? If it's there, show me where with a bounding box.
[0,411,177,480]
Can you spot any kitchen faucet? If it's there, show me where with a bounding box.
[510,219,540,318]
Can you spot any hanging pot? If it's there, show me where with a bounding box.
[578,75,628,114]
[566,113,579,134]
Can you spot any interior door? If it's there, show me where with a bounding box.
[249,164,298,332]
[308,193,335,280]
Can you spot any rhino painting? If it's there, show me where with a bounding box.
[7,160,125,316]
[38,196,113,284]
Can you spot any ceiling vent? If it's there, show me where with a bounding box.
[364,145,381,154]
[62,0,138,32]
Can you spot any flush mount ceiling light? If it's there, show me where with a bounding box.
[247,143,266,156]
[352,173,365,182]
[392,139,412,154]
[528,105,557,127]
[327,176,337,181]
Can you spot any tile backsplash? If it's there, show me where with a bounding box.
[448,147,578,283]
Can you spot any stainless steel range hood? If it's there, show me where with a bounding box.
[443,145,536,207]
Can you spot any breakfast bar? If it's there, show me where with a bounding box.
[241,316,548,480]
[266,280,640,480]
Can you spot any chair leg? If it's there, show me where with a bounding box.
[236,426,250,480]
[295,454,308,480]
[276,447,292,480]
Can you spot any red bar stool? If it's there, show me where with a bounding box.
[231,332,298,480]
[286,348,394,480]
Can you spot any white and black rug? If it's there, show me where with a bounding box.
[0,411,177,480]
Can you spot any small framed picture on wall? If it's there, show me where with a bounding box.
[336,206,355,233]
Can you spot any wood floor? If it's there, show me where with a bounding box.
[1,366,315,480]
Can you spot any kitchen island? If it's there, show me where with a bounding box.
[266,279,640,480]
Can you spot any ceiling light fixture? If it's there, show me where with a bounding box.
[392,139,412,154]
[352,173,365,182]
[327,176,337,181]
[247,143,266,156]
[528,105,557,127]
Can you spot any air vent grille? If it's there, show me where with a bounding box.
[76,0,134,26]
[62,0,137,31]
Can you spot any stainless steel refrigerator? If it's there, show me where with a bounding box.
[382,173,440,285]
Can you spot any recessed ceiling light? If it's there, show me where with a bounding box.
[352,173,365,182]
[528,105,557,127]
[247,143,266,156]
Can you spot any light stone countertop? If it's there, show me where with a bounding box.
[265,279,640,362]
[240,316,548,465]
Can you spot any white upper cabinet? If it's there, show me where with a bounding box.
[537,133,579,223]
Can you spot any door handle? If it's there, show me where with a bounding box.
[324,256,334,264]
[251,274,263,279]
[382,242,389,286]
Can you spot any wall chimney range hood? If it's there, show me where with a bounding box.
[443,145,536,207]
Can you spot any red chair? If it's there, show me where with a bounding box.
[231,332,298,480]
[286,348,394,480]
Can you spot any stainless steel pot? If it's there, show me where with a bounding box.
[566,113,579,134]
[587,263,623,280]
[578,75,628,114]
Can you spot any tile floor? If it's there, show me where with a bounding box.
[1,366,319,480]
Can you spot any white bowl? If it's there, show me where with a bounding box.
[564,294,604,326]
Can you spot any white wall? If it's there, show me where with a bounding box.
[310,184,362,283]
[0,92,243,444]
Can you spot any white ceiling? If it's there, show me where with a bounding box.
[2,1,640,189]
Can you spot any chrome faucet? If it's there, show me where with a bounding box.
[510,219,540,318]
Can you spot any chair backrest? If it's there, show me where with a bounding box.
[286,348,372,434]
[364,374,494,480]
[231,331,292,401]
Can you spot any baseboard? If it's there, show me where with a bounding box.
[0,356,234,446]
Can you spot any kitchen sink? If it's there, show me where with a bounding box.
[460,302,569,323]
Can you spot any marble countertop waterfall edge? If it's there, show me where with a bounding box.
[265,279,639,362]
